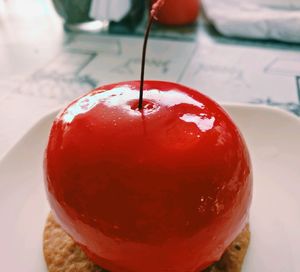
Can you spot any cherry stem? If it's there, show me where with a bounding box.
[138,0,165,110]
[138,16,154,110]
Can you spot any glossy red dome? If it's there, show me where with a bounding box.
[44,81,252,272]
[152,0,200,26]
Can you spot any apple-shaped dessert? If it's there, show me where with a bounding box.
[44,1,252,271]
[45,80,252,272]
[152,0,200,26]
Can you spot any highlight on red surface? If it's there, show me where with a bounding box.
[151,0,165,20]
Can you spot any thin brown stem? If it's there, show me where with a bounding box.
[138,16,154,110]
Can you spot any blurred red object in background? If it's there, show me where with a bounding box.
[152,0,200,26]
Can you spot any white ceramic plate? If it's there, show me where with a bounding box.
[0,104,300,272]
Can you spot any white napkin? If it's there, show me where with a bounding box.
[202,0,300,43]
[89,0,131,22]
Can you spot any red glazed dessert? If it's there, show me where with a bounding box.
[44,80,252,272]
[152,0,200,26]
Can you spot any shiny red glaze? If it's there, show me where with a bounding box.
[44,81,252,272]
[152,0,200,26]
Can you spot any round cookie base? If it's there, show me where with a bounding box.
[43,213,250,272]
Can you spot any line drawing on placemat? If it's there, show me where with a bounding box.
[66,35,122,56]
[264,57,300,76]
[111,58,171,75]
[296,76,300,102]
[13,49,98,102]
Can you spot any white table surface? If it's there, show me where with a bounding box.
[0,0,300,160]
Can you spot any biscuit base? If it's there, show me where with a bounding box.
[43,213,250,272]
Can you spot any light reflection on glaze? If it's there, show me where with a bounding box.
[62,86,204,123]
[180,113,215,132]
